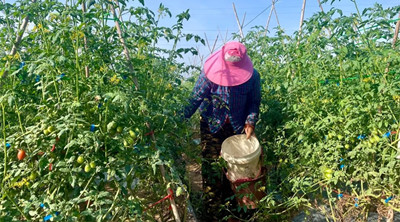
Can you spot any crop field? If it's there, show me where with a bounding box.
[1,0,400,221]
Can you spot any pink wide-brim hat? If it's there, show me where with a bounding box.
[203,41,253,87]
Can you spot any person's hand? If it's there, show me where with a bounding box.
[244,124,255,139]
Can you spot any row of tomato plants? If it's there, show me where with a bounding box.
[245,2,400,221]
[0,0,201,221]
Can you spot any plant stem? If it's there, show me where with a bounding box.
[74,39,80,101]
[326,186,337,222]
[102,183,120,221]
[2,188,29,220]
[15,104,24,133]
[1,104,7,186]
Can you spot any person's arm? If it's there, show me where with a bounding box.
[244,70,261,139]
[183,72,212,119]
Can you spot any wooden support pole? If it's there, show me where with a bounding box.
[232,3,244,40]
[145,123,183,222]
[109,1,139,90]
[273,1,280,27]
[204,33,212,53]
[241,12,246,32]
[297,0,307,46]
[392,12,400,48]
[2,0,36,79]
[265,0,274,35]
[298,0,307,34]
[82,1,90,78]
[211,35,219,53]
[385,12,400,74]
[204,33,219,54]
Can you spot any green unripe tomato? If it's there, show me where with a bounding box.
[324,173,333,180]
[43,129,50,135]
[107,121,117,132]
[77,156,84,164]
[84,164,91,173]
[117,126,123,133]
[29,172,38,181]
[90,161,96,169]
[129,130,137,139]
[345,144,350,149]
[47,125,56,133]
[123,139,129,147]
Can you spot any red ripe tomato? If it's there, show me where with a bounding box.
[51,144,56,152]
[17,149,26,160]
[49,163,53,171]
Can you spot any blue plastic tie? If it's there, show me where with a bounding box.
[57,73,66,81]
[340,164,345,169]
[355,203,359,207]
[35,75,41,82]
[355,198,358,202]
[20,62,25,68]
[383,132,391,138]
[6,143,10,148]
[40,203,45,208]
[385,196,393,203]
[357,135,366,140]
[336,83,340,86]
[43,214,52,221]
[98,103,102,108]
[90,124,96,132]
[338,193,343,198]
[339,158,344,162]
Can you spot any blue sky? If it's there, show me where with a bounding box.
[137,0,399,66]
[3,0,399,66]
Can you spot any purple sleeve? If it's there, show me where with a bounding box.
[245,70,261,126]
[184,72,211,119]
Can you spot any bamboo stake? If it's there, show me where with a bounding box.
[385,12,400,73]
[241,12,246,33]
[109,2,188,220]
[204,33,212,53]
[82,1,90,78]
[109,1,139,90]
[298,0,307,35]
[232,3,244,40]
[204,33,219,54]
[211,35,219,53]
[265,0,274,35]
[297,0,307,46]
[273,1,280,27]
[392,12,400,48]
[145,123,183,222]
[1,0,36,79]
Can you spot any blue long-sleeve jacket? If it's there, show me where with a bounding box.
[184,69,261,134]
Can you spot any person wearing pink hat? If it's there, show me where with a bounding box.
[184,41,261,221]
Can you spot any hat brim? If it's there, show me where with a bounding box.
[204,48,253,87]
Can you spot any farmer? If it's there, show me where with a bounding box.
[183,41,261,221]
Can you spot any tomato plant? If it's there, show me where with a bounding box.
[0,0,201,220]
[244,1,400,221]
